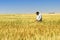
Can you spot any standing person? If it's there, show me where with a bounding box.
[36,12,42,21]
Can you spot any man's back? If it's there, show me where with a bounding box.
[36,12,42,21]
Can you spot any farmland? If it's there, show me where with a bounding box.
[0,14,60,40]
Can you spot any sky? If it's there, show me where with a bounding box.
[0,0,60,14]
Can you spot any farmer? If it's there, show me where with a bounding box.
[36,11,42,21]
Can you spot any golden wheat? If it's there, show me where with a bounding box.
[0,14,60,40]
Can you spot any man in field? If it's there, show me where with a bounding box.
[36,12,42,21]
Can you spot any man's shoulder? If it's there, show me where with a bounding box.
[39,14,41,16]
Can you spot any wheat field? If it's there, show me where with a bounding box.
[0,14,60,40]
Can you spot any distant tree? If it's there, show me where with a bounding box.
[49,12,55,14]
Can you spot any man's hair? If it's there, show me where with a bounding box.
[36,12,39,15]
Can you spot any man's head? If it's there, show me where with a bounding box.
[36,12,39,15]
